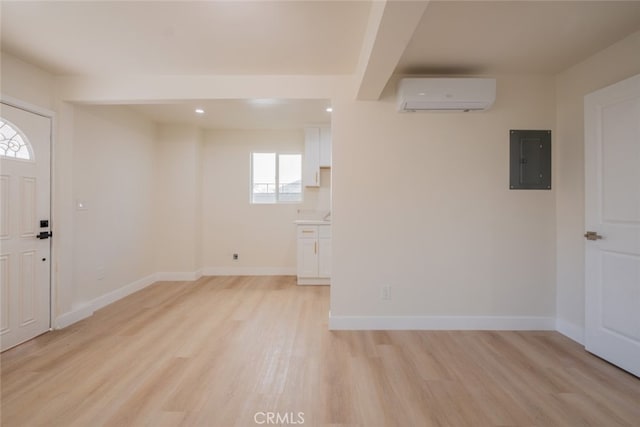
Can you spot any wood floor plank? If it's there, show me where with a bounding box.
[2,276,639,426]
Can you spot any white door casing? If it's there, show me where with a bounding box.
[584,73,640,377]
[0,102,51,352]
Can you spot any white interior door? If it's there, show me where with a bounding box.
[584,73,640,377]
[0,102,51,352]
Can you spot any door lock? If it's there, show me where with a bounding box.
[584,231,602,241]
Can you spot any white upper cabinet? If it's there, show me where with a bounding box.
[304,127,320,187]
[304,126,331,187]
[319,126,332,168]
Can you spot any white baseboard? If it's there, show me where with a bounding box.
[555,318,585,345]
[155,270,203,281]
[202,267,296,276]
[55,303,94,329]
[91,274,157,312]
[297,277,330,285]
[54,273,157,329]
[55,272,569,338]
[329,313,556,331]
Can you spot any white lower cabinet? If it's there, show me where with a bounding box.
[297,238,318,278]
[296,224,331,285]
[318,226,331,278]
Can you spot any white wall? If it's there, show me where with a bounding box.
[154,124,203,276]
[331,75,557,326]
[5,28,639,335]
[72,105,156,304]
[554,30,640,341]
[202,129,327,274]
[1,53,54,110]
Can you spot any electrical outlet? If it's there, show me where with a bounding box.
[381,285,391,300]
[233,253,239,261]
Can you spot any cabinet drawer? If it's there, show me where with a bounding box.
[297,225,318,238]
[318,225,331,238]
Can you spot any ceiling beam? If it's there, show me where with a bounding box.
[354,0,429,100]
[54,75,352,104]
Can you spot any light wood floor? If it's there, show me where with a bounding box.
[2,276,639,426]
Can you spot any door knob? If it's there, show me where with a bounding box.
[584,231,602,241]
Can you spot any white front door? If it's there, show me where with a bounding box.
[584,73,640,377]
[0,102,51,351]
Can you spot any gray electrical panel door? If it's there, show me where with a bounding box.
[510,130,551,190]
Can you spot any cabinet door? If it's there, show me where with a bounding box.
[297,238,318,277]
[318,237,332,278]
[319,126,332,167]
[304,127,320,187]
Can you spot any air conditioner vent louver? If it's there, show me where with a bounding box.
[397,78,496,112]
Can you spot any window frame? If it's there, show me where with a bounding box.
[0,118,35,162]
[250,151,303,205]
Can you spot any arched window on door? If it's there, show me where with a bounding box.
[0,118,33,160]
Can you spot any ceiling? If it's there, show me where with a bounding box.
[0,1,370,76]
[2,1,640,128]
[128,99,332,130]
[396,1,640,75]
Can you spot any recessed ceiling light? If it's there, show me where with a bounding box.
[326,107,333,112]
[195,108,205,114]
[249,98,281,106]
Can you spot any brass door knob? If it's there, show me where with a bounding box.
[584,231,603,241]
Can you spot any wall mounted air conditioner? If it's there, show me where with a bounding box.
[397,78,496,112]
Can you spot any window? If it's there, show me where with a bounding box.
[251,152,302,204]
[0,119,33,160]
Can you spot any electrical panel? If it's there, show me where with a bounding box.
[509,130,551,190]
